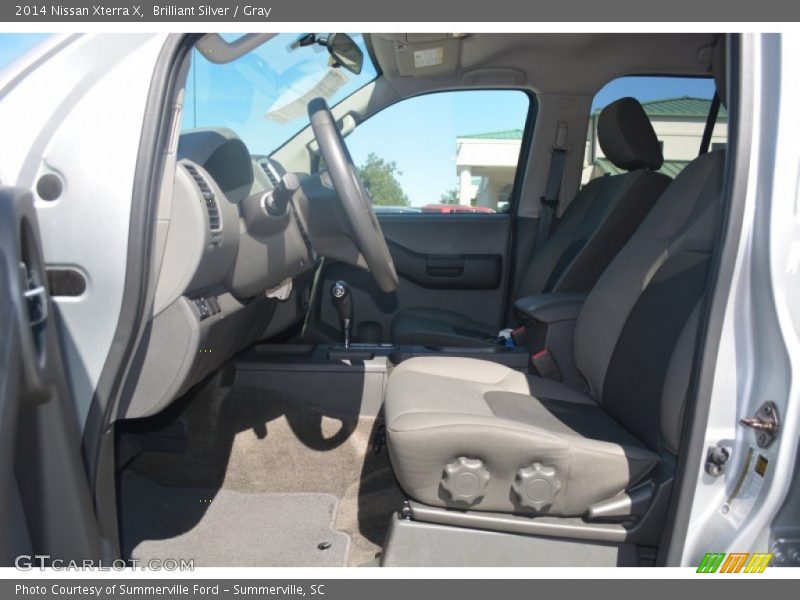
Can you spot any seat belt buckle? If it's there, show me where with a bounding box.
[530,349,562,382]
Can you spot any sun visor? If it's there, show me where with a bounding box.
[394,37,462,77]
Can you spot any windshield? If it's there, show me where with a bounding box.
[182,33,377,156]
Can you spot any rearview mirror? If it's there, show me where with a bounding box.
[326,33,364,75]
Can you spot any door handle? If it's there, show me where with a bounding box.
[20,261,48,327]
[426,255,465,277]
[23,285,48,326]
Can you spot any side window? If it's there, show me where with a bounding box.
[344,90,531,214]
[583,76,728,185]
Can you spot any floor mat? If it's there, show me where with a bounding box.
[118,385,403,567]
[121,473,349,567]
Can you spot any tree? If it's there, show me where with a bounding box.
[357,153,409,207]
[440,188,459,204]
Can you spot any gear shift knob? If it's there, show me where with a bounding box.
[330,280,353,348]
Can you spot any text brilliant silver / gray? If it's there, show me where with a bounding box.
[151,5,273,18]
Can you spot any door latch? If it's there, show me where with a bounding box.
[740,401,779,448]
[705,444,730,477]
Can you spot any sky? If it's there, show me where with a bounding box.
[592,76,715,111]
[346,90,530,205]
[0,33,716,207]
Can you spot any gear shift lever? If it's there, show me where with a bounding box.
[330,280,353,348]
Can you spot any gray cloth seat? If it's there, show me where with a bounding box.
[386,146,726,516]
[384,35,729,515]
[385,358,660,516]
[392,96,672,347]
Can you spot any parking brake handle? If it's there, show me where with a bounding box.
[330,280,353,348]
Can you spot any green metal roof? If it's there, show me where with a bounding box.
[459,129,524,140]
[658,160,693,178]
[461,97,726,142]
[593,96,727,121]
[461,97,726,143]
[595,157,692,178]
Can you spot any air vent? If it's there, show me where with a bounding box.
[260,159,281,188]
[184,164,221,231]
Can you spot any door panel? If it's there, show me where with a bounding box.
[388,240,502,289]
[0,187,101,564]
[307,214,511,343]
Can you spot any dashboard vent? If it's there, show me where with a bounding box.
[184,164,221,231]
[260,159,281,188]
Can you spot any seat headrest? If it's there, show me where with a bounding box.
[598,97,663,172]
[712,35,727,107]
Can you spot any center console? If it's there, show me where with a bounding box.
[512,292,587,390]
[234,340,531,419]
[233,283,589,418]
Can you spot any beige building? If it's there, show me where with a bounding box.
[455,129,524,209]
[455,97,727,210]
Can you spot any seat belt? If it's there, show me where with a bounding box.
[535,121,569,252]
[699,93,721,155]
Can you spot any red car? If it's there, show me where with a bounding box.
[419,203,496,213]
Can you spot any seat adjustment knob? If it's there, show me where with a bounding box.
[513,463,561,512]
[441,457,490,505]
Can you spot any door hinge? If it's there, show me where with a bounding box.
[740,401,779,448]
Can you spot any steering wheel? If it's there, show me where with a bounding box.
[308,98,399,293]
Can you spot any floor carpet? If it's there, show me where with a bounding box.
[117,384,403,567]
[121,473,349,567]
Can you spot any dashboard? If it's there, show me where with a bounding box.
[120,127,316,420]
